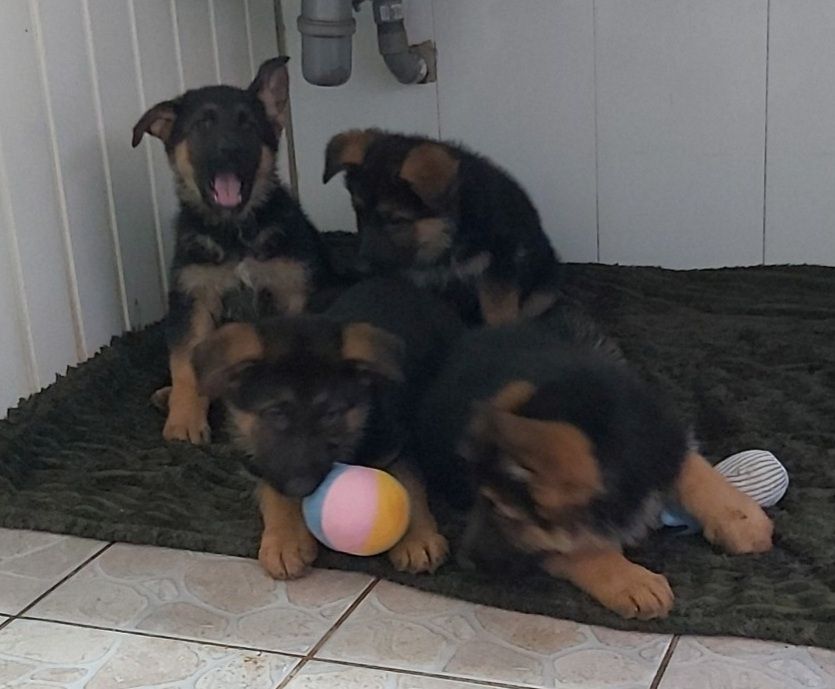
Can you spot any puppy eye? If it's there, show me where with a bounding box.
[237,110,253,128]
[320,407,345,427]
[262,406,290,429]
[196,112,216,130]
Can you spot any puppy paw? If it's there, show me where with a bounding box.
[259,530,319,580]
[703,499,774,554]
[163,407,211,444]
[150,386,171,411]
[389,530,449,574]
[598,566,674,620]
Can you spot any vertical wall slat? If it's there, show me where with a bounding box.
[175,0,219,87]
[131,0,185,293]
[87,0,166,328]
[37,0,126,354]
[213,0,251,85]
[0,135,38,412]
[0,0,81,384]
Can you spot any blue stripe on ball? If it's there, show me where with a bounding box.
[302,463,351,549]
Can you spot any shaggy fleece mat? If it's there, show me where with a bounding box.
[2,258,835,647]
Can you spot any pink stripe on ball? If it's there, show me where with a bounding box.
[320,466,379,554]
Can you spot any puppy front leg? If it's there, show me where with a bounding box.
[675,451,773,554]
[164,300,215,444]
[258,483,318,580]
[387,459,449,574]
[544,548,674,620]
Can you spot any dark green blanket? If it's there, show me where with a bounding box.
[2,261,834,648]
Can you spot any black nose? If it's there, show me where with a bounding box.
[282,476,322,498]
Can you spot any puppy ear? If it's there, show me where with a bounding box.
[323,129,379,183]
[399,143,460,207]
[132,99,179,148]
[191,323,265,399]
[481,409,603,515]
[249,56,291,133]
[341,322,405,382]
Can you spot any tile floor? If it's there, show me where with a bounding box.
[0,528,833,689]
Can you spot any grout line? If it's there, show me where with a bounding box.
[82,0,131,331]
[308,656,543,689]
[592,0,601,263]
[275,656,311,689]
[0,129,40,392]
[304,577,379,659]
[649,635,679,689]
[243,0,256,78]
[29,0,88,363]
[761,0,771,266]
[13,542,113,619]
[170,0,186,91]
[0,615,14,632]
[208,0,222,83]
[128,0,170,299]
[18,614,307,658]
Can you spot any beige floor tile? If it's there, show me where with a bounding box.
[286,661,512,689]
[658,636,835,689]
[25,543,373,654]
[0,528,105,615]
[0,618,296,688]
[318,581,671,688]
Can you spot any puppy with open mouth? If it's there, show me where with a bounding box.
[132,57,329,445]
[191,277,463,579]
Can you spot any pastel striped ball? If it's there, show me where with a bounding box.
[714,449,789,508]
[302,464,410,556]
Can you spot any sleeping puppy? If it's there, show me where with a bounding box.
[192,277,463,579]
[322,129,562,326]
[417,309,774,619]
[132,57,329,444]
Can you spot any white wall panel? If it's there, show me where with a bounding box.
[433,0,597,262]
[174,0,219,86]
[87,0,167,327]
[0,150,36,414]
[596,0,768,268]
[281,0,440,233]
[36,0,127,353]
[0,0,81,385]
[133,0,183,285]
[765,0,835,265]
[214,0,251,85]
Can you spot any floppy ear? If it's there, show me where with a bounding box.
[132,99,179,148]
[399,143,460,207]
[249,56,290,133]
[191,323,265,399]
[323,129,379,183]
[341,322,405,382]
[483,410,603,514]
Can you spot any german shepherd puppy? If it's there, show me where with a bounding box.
[417,309,774,620]
[132,57,328,444]
[322,130,561,326]
[192,277,463,579]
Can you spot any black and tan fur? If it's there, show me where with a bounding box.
[323,129,562,326]
[192,277,464,579]
[417,307,774,619]
[133,57,329,444]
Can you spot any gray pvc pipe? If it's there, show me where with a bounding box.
[297,0,356,86]
[372,0,428,84]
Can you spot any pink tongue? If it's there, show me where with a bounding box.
[213,173,242,208]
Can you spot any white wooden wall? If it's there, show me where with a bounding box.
[284,0,835,268]
[0,0,279,414]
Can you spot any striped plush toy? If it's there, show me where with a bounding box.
[661,450,789,533]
